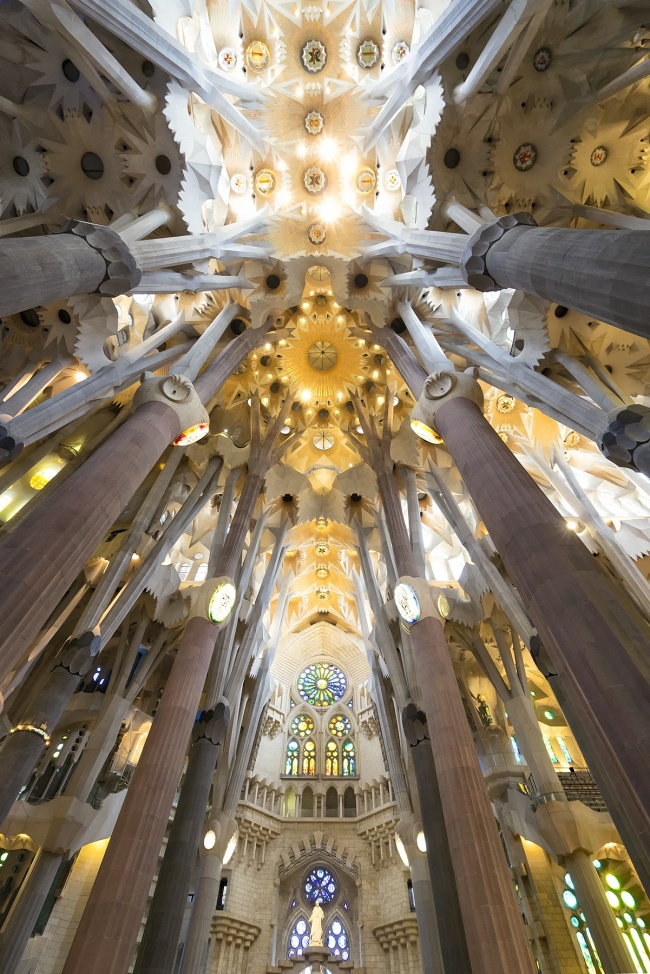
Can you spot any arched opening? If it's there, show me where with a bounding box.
[326,786,338,817]
[285,739,299,776]
[342,739,356,776]
[343,786,356,817]
[284,786,296,817]
[325,740,339,776]
[301,786,313,817]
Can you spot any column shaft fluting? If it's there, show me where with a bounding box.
[485,225,650,339]
[0,400,179,690]
[378,468,536,974]
[434,396,650,891]
[0,850,63,974]
[60,616,218,974]
[133,732,221,974]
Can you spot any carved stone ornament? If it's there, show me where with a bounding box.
[459,211,537,291]
[410,368,484,436]
[402,701,430,746]
[302,39,327,73]
[192,701,230,746]
[596,403,650,475]
[65,220,142,297]
[132,372,209,440]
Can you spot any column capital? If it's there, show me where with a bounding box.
[596,403,650,475]
[410,368,483,440]
[132,373,209,443]
[65,220,142,296]
[460,211,537,290]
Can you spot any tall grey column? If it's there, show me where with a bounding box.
[460,213,650,339]
[402,704,471,973]
[0,222,141,318]
[0,641,94,826]
[133,705,229,974]
[0,850,63,974]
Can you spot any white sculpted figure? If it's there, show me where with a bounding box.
[308,898,325,946]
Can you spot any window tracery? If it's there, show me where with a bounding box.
[342,740,356,776]
[286,739,299,776]
[326,917,351,961]
[325,740,339,776]
[304,867,337,903]
[298,663,347,707]
[302,739,316,776]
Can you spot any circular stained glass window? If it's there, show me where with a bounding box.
[298,663,347,707]
[291,714,314,738]
[305,867,337,903]
[328,714,351,738]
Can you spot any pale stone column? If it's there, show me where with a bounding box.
[0,221,141,318]
[565,850,632,973]
[0,849,63,974]
[60,600,229,974]
[460,213,650,339]
[0,641,95,826]
[133,705,229,974]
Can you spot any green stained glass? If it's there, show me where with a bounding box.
[544,736,559,764]
[328,714,351,738]
[292,714,314,738]
[342,739,356,776]
[298,663,347,707]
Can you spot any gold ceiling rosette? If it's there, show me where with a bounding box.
[281,312,366,405]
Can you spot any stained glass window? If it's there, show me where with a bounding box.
[298,663,347,708]
[544,737,559,764]
[303,740,316,776]
[286,740,299,776]
[304,867,337,903]
[291,714,314,738]
[325,740,339,776]
[326,918,350,961]
[556,736,573,764]
[328,714,351,738]
[288,916,310,957]
[510,736,523,764]
[342,740,356,776]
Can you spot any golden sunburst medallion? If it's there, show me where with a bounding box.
[281,316,365,404]
[254,169,276,195]
[246,40,270,71]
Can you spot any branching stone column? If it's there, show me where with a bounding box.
[0,326,267,696]
[460,212,650,340]
[0,640,95,826]
[0,221,141,318]
[133,705,229,974]
[355,398,536,974]
[412,369,650,892]
[60,580,235,974]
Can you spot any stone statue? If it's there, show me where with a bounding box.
[476,694,493,728]
[308,898,325,946]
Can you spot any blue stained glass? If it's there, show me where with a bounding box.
[326,917,350,960]
[304,867,337,903]
[287,916,310,958]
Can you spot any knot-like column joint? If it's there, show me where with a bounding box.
[460,211,537,291]
[58,634,99,678]
[410,369,483,441]
[187,576,237,627]
[133,373,209,443]
[596,403,650,476]
[192,702,230,746]
[66,220,142,296]
[402,702,430,746]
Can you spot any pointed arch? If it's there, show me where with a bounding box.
[302,739,316,776]
[342,738,356,776]
[287,914,310,958]
[325,913,351,961]
[301,786,314,817]
[285,739,299,776]
[343,786,356,817]
[325,739,339,776]
[325,786,338,817]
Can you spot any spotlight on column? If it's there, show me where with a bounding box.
[416,830,427,853]
[395,833,410,868]
[203,828,216,850]
[207,577,237,625]
[223,828,239,865]
[173,422,210,446]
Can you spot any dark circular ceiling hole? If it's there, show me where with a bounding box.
[62,59,80,82]
[260,355,272,366]
[390,317,406,333]
[80,151,104,180]
[266,274,281,290]
[12,156,29,177]
[142,60,155,77]
[282,493,294,503]
[20,309,40,328]
[58,309,72,324]
[351,493,362,503]
[270,382,281,393]
[230,318,247,335]
[155,155,172,175]
[444,148,461,169]
[455,52,470,70]
[318,408,329,420]
[373,353,385,365]
[291,400,302,412]
[354,273,369,288]
[554,305,568,318]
